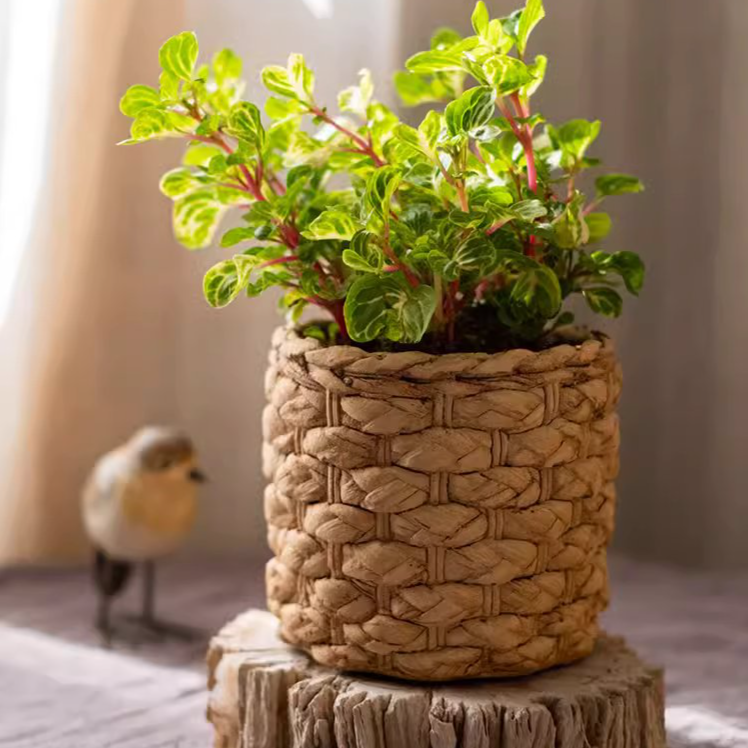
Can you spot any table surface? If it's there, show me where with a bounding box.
[0,556,746,748]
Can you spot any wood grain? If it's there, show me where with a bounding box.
[208,609,666,748]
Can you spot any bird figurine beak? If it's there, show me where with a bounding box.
[189,468,208,483]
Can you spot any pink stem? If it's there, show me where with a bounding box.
[257,255,299,270]
[509,93,538,195]
[310,106,385,167]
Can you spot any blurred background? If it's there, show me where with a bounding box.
[0,0,746,571]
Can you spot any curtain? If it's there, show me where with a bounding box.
[0,0,188,563]
[0,0,401,564]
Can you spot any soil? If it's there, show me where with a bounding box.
[300,308,597,356]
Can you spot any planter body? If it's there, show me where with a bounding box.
[263,327,621,681]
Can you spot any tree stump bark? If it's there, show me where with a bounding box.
[207,609,665,748]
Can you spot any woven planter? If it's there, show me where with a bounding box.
[263,326,621,682]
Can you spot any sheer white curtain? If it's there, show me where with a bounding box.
[0,0,188,563]
[0,0,401,564]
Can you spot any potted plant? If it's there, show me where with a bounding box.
[120,0,643,681]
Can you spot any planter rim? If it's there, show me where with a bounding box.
[272,325,615,381]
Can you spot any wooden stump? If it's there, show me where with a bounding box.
[207,610,665,748]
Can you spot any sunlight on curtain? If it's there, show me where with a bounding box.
[301,0,334,19]
[0,0,63,326]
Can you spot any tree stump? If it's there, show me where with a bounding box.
[207,610,665,748]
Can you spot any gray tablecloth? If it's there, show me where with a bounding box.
[0,557,745,747]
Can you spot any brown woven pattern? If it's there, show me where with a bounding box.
[263,327,622,681]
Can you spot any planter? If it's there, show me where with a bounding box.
[263,326,622,681]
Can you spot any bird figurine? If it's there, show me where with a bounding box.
[82,426,206,642]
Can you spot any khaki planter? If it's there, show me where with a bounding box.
[263,326,622,681]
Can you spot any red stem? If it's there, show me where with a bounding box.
[509,93,538,195]
[307,297,349,341]
[486,218,512,236]
[257,255,299,270]
[498,97,538,196]
[310,106,385,167]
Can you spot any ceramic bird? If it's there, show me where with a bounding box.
[82,426,206,640]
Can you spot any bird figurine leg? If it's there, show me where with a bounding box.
[135,560,203,641]
[142,559,156,626]
[93,549,132,646]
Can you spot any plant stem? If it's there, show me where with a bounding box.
[309,106,385,167]
[487,218,512,236]
[382,225,419,288]
[433,274,444,326]
[498,97,538,196]
[257,255,299,270]
[456,181,469,212]
[307,297,349,341]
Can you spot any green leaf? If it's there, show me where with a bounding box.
[183,143,223,166]
[399,285,437,342]
[265,96,304,121]
[420,110,443,149]
[261,65,297,98]
[610,251,645,295]
[513,199,547,221]
[550,119,601,163]
[159,71,180,101]
[405,50,465,74]
[303,209,359,241]
[338,69,374,117]
[517,0,545,56]
[522,54,547,97]
[220,227,256,248]
[445,236,497,277]
[394,72,437,106]
[173,188,228,249]
[585,212,612,243]
[344,275,435,343]
[120,85,160,117]
[195,113,222,136]
[288,53,315,101]
[595,173,645,197]
[471,1,490,37]
[127,108,193,142]
[227,101,265,149]
[445,86,495,137]
[159,168,200,198]
[484,55,535,96]
[344,275,394,342]
[502,9,523,43]
[159,32,198,82]
[342,231,384,273]
[583,287,623,317]
[511,264,562,318]
[431,28,463,50]
[203,258,252,308]
[365,166,401,218]
[553,194,589,249]
[213,48,242,85]
[207,154,229,175]
[589,250,645,295]
[394,113,442,162]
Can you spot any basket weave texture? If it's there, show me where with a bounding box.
[263,326,622,681]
